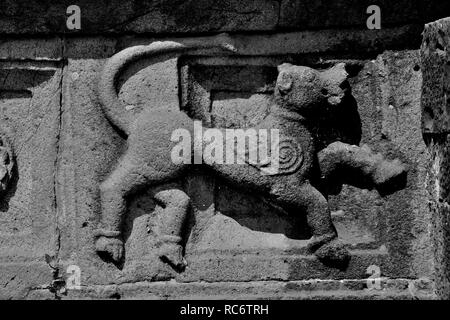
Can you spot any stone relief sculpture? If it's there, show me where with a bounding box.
[94,34,407,270]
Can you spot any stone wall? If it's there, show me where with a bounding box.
[0,0,449,299]
[422,17,450,300]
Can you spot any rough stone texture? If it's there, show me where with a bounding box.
[0,60,62,299]
[279,0,450,30]
[0,2,446,300]
[0,38,435,298]
[338,51,431,279]
[421,18,450,133]
[29,36,428,298]
[421,17,450,300]
[0,0,279,34]
[95,39,407,271]
[0,0,449,36]
[28,279,435,300]
[425,136,450,300]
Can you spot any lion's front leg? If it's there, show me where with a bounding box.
[271,182,348,263]
[301,185,337,251]
[301,184,350,265]
[318,141,407,191]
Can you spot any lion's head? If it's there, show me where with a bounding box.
[275,63,349,116]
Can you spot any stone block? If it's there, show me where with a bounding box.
[421,18,450,133]
[0,60,62,298]
[421,17,450,299]
[0,4,445,300]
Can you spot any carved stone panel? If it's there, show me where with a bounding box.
[28,34,430,299]
[0,60,62,298]
[1,3,448,300]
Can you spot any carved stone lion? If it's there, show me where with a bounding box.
[94,34,407,270]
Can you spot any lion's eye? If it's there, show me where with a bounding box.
[303,70,317,81]
[277,72,292,94]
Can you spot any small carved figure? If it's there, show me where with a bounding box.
[94,34,406,269]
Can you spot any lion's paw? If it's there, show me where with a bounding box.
[315,240,350,267]
[374,158,407,187]
[159,241,187,271]
[95,236,124,263]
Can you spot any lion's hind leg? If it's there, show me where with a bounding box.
[95,151,179,263]
[153,188,190,271]
[95,157,151,263]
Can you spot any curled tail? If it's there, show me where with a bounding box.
[98,33,237,136]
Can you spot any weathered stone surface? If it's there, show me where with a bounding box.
[0,27,428,59]
[421,17,450,300]
[0,33,433,298]
[21,32,422,295]
[28,278,435,300]
[421,18,450,133]
[0,3,446,301]
[0,0,279,34]
[341,51,432,279]
[0,61,62,299]
[0,38,62,60]
[279,0,450,30]
[425,136,450,299]
[0,0,449,36]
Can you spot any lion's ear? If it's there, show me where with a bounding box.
[277,63,293,72]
